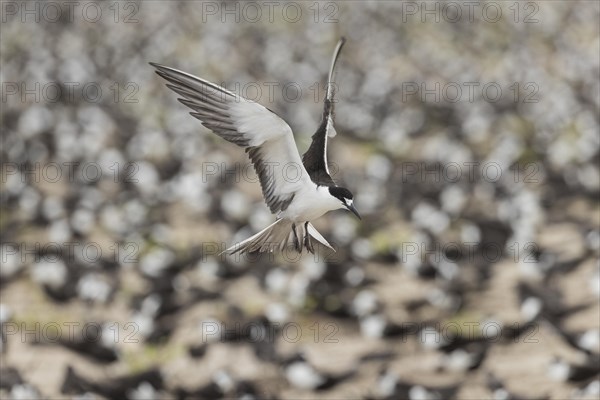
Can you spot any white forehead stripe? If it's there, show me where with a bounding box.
[346,199,353,206]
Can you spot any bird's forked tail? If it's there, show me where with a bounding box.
[222,219,335,255]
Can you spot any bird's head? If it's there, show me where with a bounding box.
[328,186,361,219]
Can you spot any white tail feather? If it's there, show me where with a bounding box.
[306,223,335,251]
[222,219,336,255]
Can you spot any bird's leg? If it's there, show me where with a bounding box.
[291,223,301,252]
[304,221,314,254]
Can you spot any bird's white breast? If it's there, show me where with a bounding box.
[280,184,343,222]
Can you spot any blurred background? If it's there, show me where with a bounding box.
[1,1,599,399]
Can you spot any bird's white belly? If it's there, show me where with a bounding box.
[280,185,341,222]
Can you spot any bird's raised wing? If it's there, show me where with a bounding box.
[301,38,346,187]
[150,63,311,214]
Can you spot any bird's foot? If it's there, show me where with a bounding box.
[292,223,301,252]
[304,222,314,254]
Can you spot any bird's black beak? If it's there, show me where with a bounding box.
[346,203,361,220]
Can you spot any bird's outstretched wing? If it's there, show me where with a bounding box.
[301,38,346,187]
[150,62,311,214]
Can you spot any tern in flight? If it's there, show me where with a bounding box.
[151,38,359,255]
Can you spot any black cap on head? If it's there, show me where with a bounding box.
[329,186,360,219]
[328,186,353,201]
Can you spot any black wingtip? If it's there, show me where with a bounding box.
[149,62,171,74]
[149,62,167,76]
